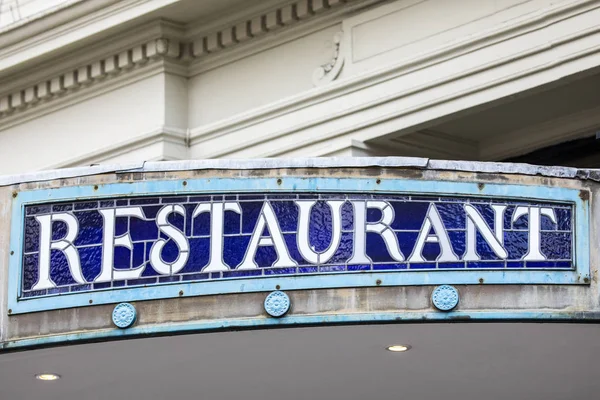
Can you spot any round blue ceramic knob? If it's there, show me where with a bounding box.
[264,291,290,318]
[112,303,137,328]
[432,285,459,311]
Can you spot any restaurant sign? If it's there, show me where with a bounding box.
[8,177,589,313]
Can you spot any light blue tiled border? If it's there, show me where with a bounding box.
[7,177,590,314]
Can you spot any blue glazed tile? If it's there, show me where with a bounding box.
[112,280,125,287]
[212,195,224,201]
[159,276,181,283]
[421,242,442,262]
[240,202,262,234]
[142,205,164,220]
[74,201,97,210]
[26,205,51,215]
[22,253,39,291]
[93,282,112,289]
[24,216,40,253]
[224,195,237,200]
[192,208,211,236]
[526,261,572,268]
[471,203,495,225]
[189,196,211,202]
[130,197,160,205]
[52,203,73,212]
[70,284,92,292]
[308,201,334,253]
[49,251,78,286]
[299,266,318,273]
[239,194,264,200]
[373,263,407,270]
[51,220,67,241]
[540,231,572,260]
[181,273,210,281]
[162,196,188,204]
[127,277,157,286]
[438,262,466,269]
[271,201,298,232]
[389,202,429,230]
[328,232,353,264]
[223,269,262,278]
[298,194,319,199]
[210,272,222,279]
[79,245,102,282]
[512,211,529,229]
[73,211,104,246]
[467,261,505,269]
[396,231,418,259]
[347,264,371,271]
[100,200,115,208]
[130,216,159,241]
[223,236,250,269]
[255,246,278,268]
[269,194,298,199]
[436,202,466,230]
[115,216,128,236]
[341,201,354,230]
[541,210,559,230]
[283,234,305,265]
[48,286,70,294]
[507,261,524,268]
[366,207,382,223]
[366,232,395,262]
[223,207,241,234]
[555,208,572,231]
[113,246,132,270]
[22,290,47,297]
[182,238,210,273]
[408,262,436,269]
[319,265,346,272]
[474,233,501,260]
[410,196,438,201]
[166,210,185,231]
[264,267,298,275]
[116,200,129,206]
[504,231,529,260]
[447,230,465,259]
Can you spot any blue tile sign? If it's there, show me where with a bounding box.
[8,177,589,313]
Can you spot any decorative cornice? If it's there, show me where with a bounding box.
[188,0,350,60]
[0,38,182,118]
[0,0,365,122]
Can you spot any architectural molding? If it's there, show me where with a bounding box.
[43,125,188,170]
[312,31,345,87]
[186,0,600,158]
[0,37,182,120]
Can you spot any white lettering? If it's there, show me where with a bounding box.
[193,202,242,272]
[512,206,556,261]
[96,207,146,283]
[33,213,85,290]
[150,205,190,275]
[463,204,508,261]
[348,201,404,264]
[238,202,297,270]
[408,204,459,263]
[296,200,344,264]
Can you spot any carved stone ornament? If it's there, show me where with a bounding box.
[112,302,137,329]
[312,31,345,87]
[431,285,459,311]
[264,291,291,317]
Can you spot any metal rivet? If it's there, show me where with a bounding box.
[478,183,485,190]
[12,191,17,198]
[275,285,281,290]
[264,291,290,318]
[584,277,590,283]
[89,299,93,304]
[10,251,14,255]
[8,309,12,314]
[179,290,184,296]
[376,279,382,285]
[112,303,137,329]
[432,285,459,311]
[277,178,283,185]
[182,181,187,186]
[376,179,381,184]
[478,278,484,284]
[93,185,99,190]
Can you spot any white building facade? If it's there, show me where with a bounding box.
[1,0,599,173]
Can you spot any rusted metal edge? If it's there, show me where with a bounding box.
[0,157,595,186]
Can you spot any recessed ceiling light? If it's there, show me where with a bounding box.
[35,373,61,381]
[386,345,411,352]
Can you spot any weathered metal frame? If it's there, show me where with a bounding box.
[7,177,590,314]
